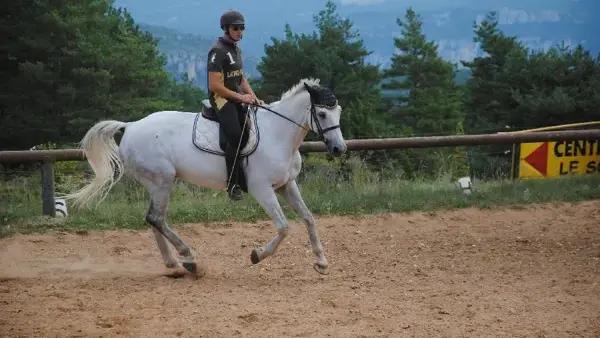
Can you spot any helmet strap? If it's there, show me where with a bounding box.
[223,27,241,42]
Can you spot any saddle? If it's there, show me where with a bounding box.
[201,100,219,122]
[192,100,260,195]
[192,99,260,158]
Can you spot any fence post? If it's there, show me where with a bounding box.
[40,161,56,217]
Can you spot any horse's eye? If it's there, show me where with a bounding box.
[318,112,326,118]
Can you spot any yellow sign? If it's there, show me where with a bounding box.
[519,139,600,179]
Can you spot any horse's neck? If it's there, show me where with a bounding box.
[259,93,310,158]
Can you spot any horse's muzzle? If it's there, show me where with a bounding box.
[332,146,342,156]
[328,141,346,157]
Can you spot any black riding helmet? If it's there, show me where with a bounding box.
[220,9,245,30]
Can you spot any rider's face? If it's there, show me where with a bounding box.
[227,24,244,41]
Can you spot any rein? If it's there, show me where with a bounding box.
[248,101,340,142]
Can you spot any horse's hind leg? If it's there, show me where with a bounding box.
[138,171,205,277]
[151,225,180,269]
[276,179,328,275]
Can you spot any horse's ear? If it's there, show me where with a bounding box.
[303,82,311,91]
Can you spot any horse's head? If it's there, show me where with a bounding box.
[303,82,346,157]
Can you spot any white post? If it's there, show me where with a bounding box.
[457,176,473,195]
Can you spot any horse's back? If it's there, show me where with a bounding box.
[121,110,196,152]
[136,110,197,124]
[120,109,230,189]
[126,110,195,135]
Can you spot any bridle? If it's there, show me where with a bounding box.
[248,99,340,143]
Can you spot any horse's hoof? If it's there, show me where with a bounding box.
[182,262,207,278]
[250,249,261,264]
[162,266,187,279]
[313,262,329,275]
[182,262,197,273]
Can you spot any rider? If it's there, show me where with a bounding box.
[207,9,264,200]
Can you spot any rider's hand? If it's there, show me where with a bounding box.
[239,94,255,104]
[250,93,265,106]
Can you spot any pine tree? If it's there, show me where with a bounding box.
[0,0,189,150]
[254,0,384,141]
[460,12,529,178]
[511,43,600,127]
[461,12,527,135]
[382,8,468,178]
[460,12,600,179]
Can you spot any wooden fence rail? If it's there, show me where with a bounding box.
[2,128,600,217]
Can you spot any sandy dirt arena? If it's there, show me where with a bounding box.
[1,201,599,337]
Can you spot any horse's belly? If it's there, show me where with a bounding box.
[174,149,228,190]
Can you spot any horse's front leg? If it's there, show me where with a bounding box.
[248,183,289,264]
[276,179,328,275]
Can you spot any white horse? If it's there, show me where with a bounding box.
[62,78,347,277]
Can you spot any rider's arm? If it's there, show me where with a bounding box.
[207,49,243,101]
[240,76,255,97]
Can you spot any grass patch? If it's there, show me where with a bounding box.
[1,166,599,238]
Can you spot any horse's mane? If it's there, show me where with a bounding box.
[279,78,321,101]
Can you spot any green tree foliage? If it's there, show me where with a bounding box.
[164,73,208,112]
[462,12,600,178]
[0,0,204,150]
[382,8,468,178]
[2,1,599,183]
[460,12,526,178]
[510,44,600,127]
[253,0,385,141]
[461,12,528,135]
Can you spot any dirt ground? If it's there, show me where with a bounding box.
[1,201,599,338]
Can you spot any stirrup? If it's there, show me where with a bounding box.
[228,184,243,201]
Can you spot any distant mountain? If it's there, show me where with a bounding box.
[125,1,598,88]
[139,24,261,89]
[338,4,599,68]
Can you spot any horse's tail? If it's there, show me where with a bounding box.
[60,120,129,208]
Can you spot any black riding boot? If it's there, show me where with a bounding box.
[225,145,243,201]
[218,101,246,201]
